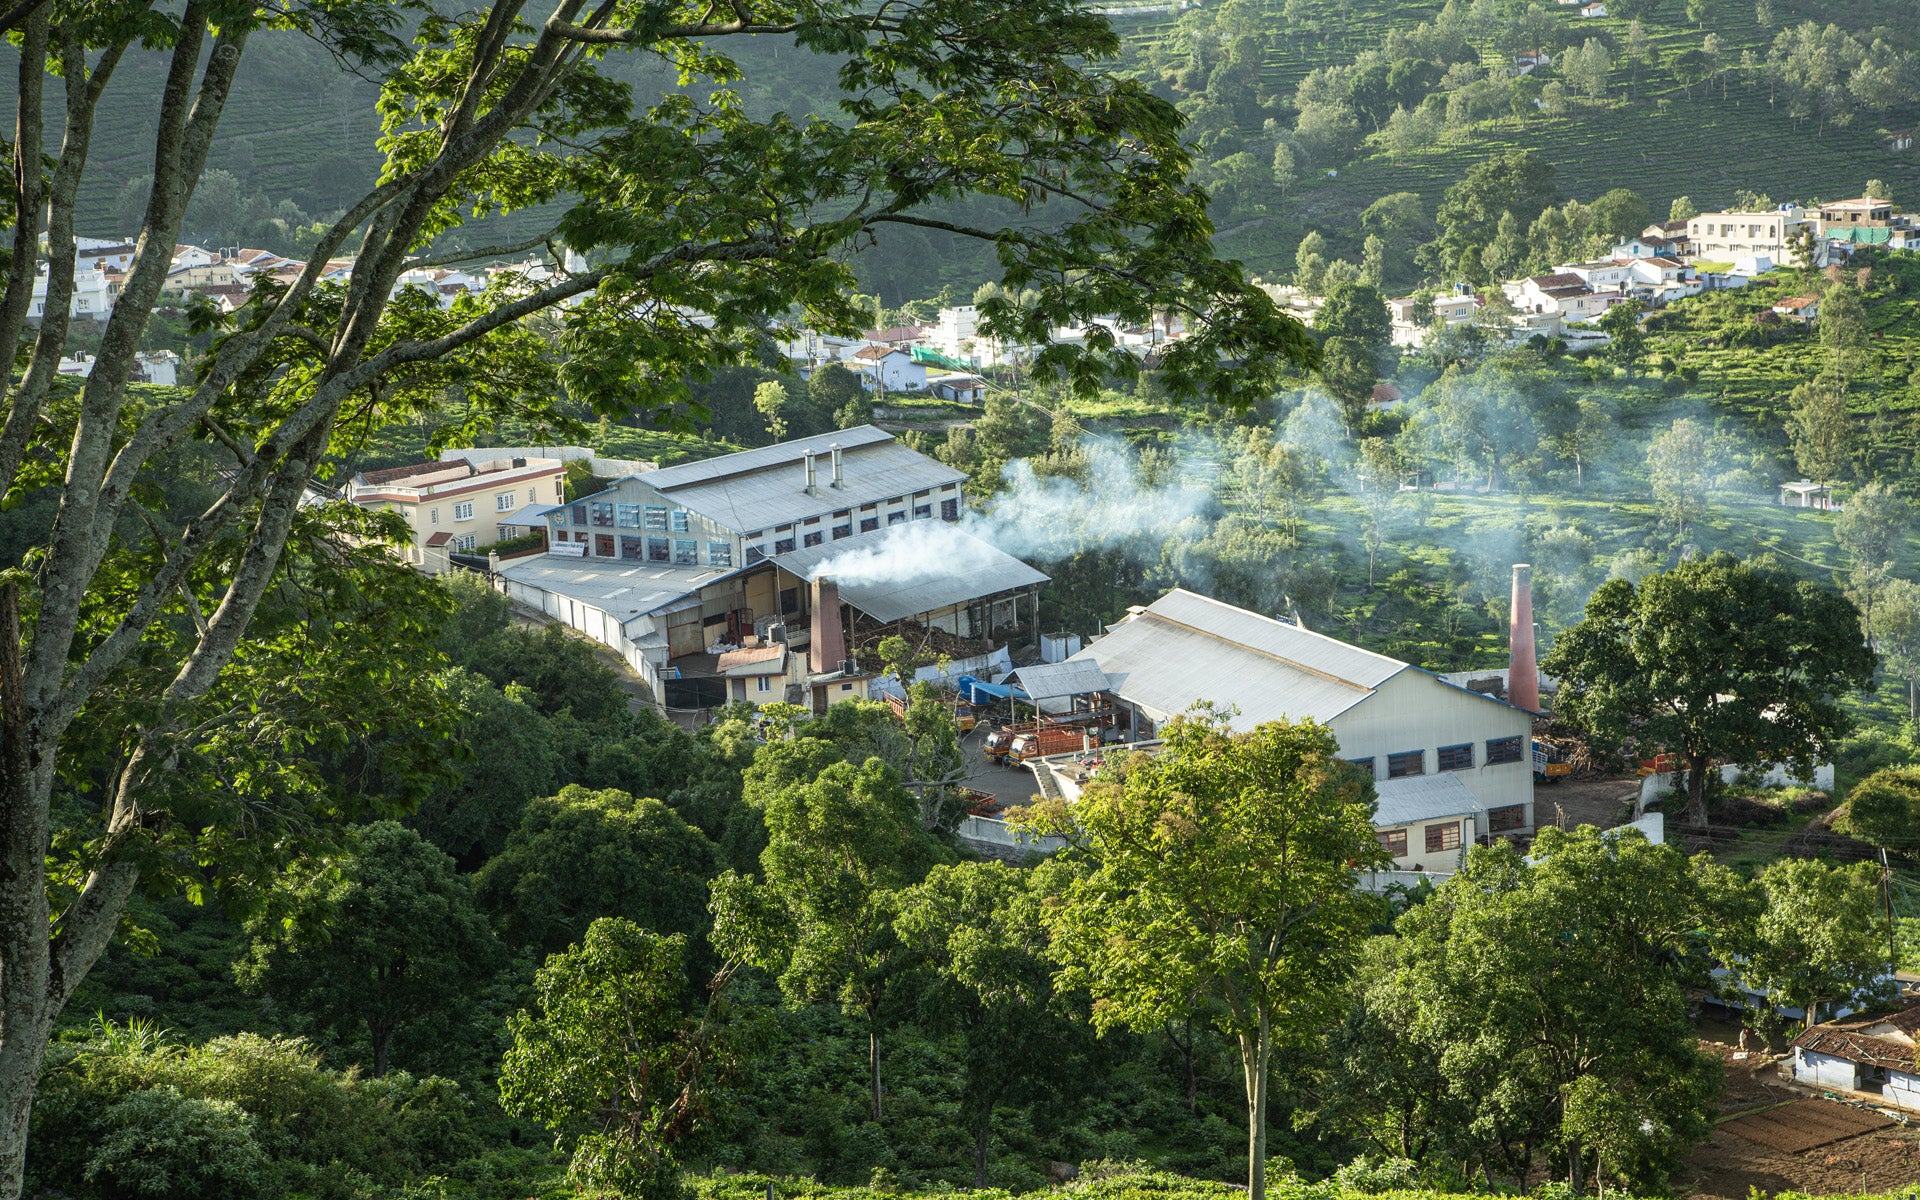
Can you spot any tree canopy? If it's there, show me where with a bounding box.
[1542,554,1874,826]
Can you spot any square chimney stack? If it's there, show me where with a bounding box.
[1508,563,1539,712]
[809,577,847,676]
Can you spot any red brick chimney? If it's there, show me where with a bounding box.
[1508,563,1539,712]
[809,577,847,675]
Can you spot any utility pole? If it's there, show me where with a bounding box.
[1883,847,1899,972]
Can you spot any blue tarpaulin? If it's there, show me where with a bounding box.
[955,675,1026,705]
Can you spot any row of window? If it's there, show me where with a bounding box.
[423,487,543,527]
[1349,735,1526,780]
[553,503,692,533]
[1375,803,1526,857]
[741,497,962,563]
[561,530,733,567]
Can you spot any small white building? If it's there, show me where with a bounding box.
[850,345,929,393]
[31,264,117,322]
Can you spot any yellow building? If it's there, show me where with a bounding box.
[346,455,566,570]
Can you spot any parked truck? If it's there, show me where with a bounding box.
[1532,739,1572,783]
[1009,725,1103,764]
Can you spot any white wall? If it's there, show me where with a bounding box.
[1331,671,1535,835]
[1793,1048,1859,1091]
[1638,761,1835,809]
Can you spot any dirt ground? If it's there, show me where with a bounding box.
[1679,1028,1920,1198]
[1533,775,1642,832]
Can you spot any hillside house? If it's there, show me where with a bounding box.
[1388,289,1479,348]
[1687,209,1810,261]
[498,427,1044,715]
[1555,259,1635,290]
[30,264,117,322]
[1817,197,1895,229]
[1790,1007,1920,1107]
[1778,479,1836,510]
[346,455,567,567]
[928,372,988,403]
[1773,294,1821,323]
[1503,273,1623,322]
[1578,1,1606,15]
[1059,589,1535,853]
[850,345,929,393]
[1890,132,1914,152]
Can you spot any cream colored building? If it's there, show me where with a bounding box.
[346,455,566,570]
[1686,208,1810,261]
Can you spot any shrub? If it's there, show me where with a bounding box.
[84,1086,271,1200]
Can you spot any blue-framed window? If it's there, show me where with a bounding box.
[1437,743,1474,772]
[1486,736,1524,765]
[1387,750,1424,778]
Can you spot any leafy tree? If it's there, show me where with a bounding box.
[82,1087,270,1200]
[1739,859,1892,1029]
[1835,482,1907,582]
[753,380,792,441]
[1866,178,1893,201]
[475,786,720,958]
[453,624,634,723]
[1674,47,1712,97]
[0,0,1312,1177]
[1785,378,1853,488]
[1588,188,1650,246]
[500,920,725,1200]
[1543,554,1874,826]
[1844,767,1920,854]
[1873,579,1920,720]
[1271,141,1298,195]
[1036,714,1386,1200]
[1598,301,1648,376]
[809,362,869,429]
[237,822,503,1078]
[1428,150,1559,282]
[1670,196,1700,221]
[1820,281,1871,389]
[894,860,1089,1186]
[1373,830,1729,1192]
[1295,231,1330,292]
[407,669,560,868]
[711,757,941,1121]
[1645,418,1714,539]
[1317,282,1393,350]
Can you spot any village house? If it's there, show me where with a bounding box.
[1050,589,1536,861]
[1778,479,1837,510]
[1388,287,1479,348]
[1502,272,1623,323]
[1686,208,1811,261]
[1790,1006,1920,1107]
[1578,1,1606,15]
[346,454,567,569]
[927,371,988,403]
[1890,132,1914,152]
[1773,293,1822,323]
[496,426,1046,715]
[849,344,929,393]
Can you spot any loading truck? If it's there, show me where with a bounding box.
[1532,740,1572,783]
[1008,725,1103,764]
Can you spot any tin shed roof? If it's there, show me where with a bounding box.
[770,521,1047,624]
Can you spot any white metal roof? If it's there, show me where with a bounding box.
[1008,659,1111,700]
[500,502,559,525]
[499,555,738,621]
[770,521,1047,624]
[1372,773,1485,827]
[598,425,963,535]
[1067,589,1408,726]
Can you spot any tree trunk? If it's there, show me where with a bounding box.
[1240,1011,1272,1200]
[868,1018,884,1123]
[1682,751,1711,828]
[973,1119,992,1188]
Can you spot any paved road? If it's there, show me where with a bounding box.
[958,723,1042,810]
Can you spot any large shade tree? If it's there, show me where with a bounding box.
[1543,554,1874,827]
[0,0,1315,1187]
[1033,712,1385,1200]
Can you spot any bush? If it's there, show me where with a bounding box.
[84,1086,271,1200]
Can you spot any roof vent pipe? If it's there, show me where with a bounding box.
[830,444,843,488]
[803,450,817,494]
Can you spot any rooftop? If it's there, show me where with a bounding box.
[1792,1006,1920,1071]
[769,521,1048,624]
[624,425,966,534]
[1067,589,1409,726]
[1007,659,1112,701]
[1373,773,1485,827]
[497,556,740,623]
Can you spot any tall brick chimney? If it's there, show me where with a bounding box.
[809,577,847,675]
[1508,563,1539,712]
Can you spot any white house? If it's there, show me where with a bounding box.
[850,344,929,392]
[1686,210,1810,261]
[30,265,117,321]
[1060,589,1536,861]
[927,304,979,359]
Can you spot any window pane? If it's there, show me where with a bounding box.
[1488,804,1527,832]
[1387,750,1424,778]
[803,531,823,547]
[673,538,699,565]
[621,536,644,560]
[707,541,732,567]
[1486,736,1524,765]
[670,510,690,533]
[1437,744,1473,772]
[617,504,641,528]
[1377,829,1407,856]
[648,537,670,562]
[1425,823,1461,853]
[644,507,668,531]
[859,517,879,533]
[774,538,796,555]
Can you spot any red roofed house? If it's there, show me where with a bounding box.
[850,344,929,393]
[1773,294,1822,323]
[1791,1005,1920,1107]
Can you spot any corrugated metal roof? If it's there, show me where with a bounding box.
[1009,660,1110,700]
[770,522,1047,624]
[717,646,786,675]
[1372,774,1484,827]
[640,424,895,488]
[499,556,738,620]
[500,503,558,525]
[1066,589,1406,725]
[630,425,965,534]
